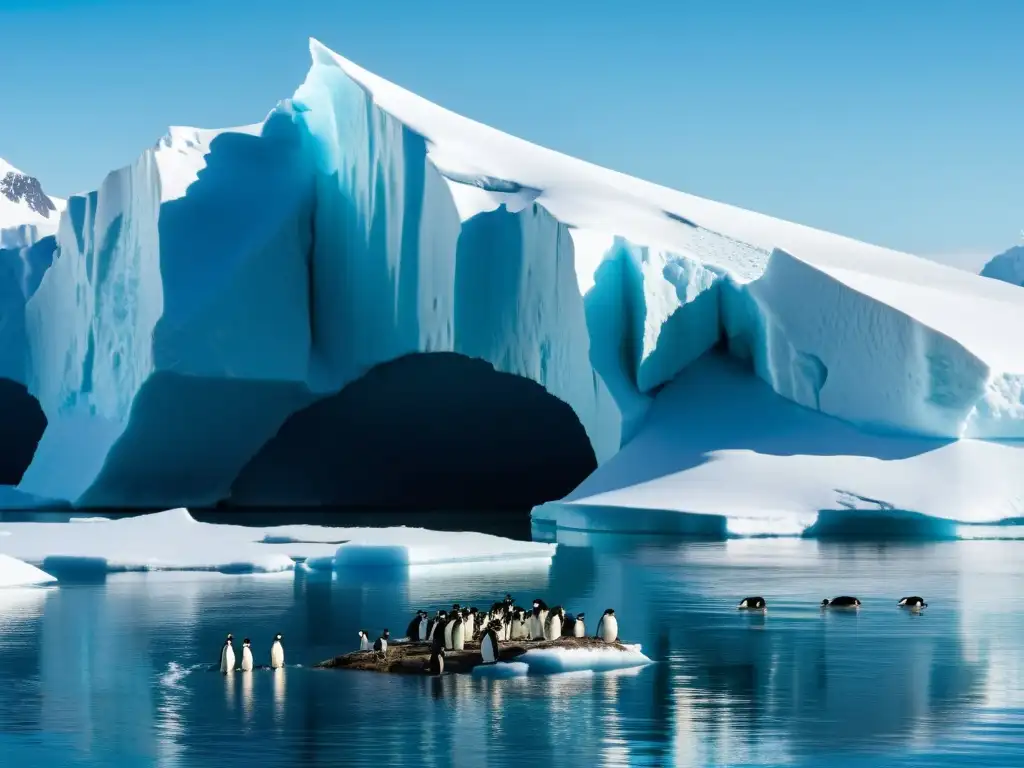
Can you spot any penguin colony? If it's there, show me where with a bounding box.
[218,632,286,673]
[737,595,929,611]
[364,594,621,673]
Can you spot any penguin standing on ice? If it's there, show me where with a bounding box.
[451,613,466,651]
[480,620,500,665]
[529,600,549,639]
[240,638,254,671]
[220,634,236,673]
[545,606,565,640]
[595,608,618,642]
[573,612,586,637]
[374,629,390,657]
[444,614,458,650]
[406,611,425,641]
[427,611,447,643]
[358,630,370,651]
[270,633,285,669]
[510,608,528,640]
[418,611,430,641]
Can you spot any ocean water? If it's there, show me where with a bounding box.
[1,535,1023,767]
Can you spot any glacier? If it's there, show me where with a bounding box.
[4,39,1024,537]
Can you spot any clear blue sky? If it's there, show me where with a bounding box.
[1,0,1020,267]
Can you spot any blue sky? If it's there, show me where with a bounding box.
[1,0,1020,267]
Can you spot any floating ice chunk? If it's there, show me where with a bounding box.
[517,645,653,674]
[0,553,55,587]
[0,508,554,575]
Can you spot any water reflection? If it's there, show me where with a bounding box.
[0,540,1020,767]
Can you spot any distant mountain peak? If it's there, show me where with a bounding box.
[0,169,57,219]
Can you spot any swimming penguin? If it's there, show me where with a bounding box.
[270,633,285,669]
[595,608,618,642]
[529,599,549,639]
[738,597,767,611]
[451,614,466,651]
[240,638,254,671]
[418,611,430,641]
[220,634,236,673]
[480,620,500,665]
[573,612,586,637]
[406,611,424,642]
[374,629,390,656]
[358,630,370,651]
[898,596,927,609]
[428,645,445,676]
[545,606,565,640]
[822,596,861,610]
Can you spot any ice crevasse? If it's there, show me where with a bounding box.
[11,39,1024,535]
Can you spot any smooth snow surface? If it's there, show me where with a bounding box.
[471,645,652,677]
[981,246,1024,287]
[0,508,554,576]
[0,553,55,587]
[535,354,1024,539]
[10,39,1024,522]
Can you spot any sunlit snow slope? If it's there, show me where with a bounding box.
[10,40,1024,535]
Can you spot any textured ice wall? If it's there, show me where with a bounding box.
[12,39,1024,508]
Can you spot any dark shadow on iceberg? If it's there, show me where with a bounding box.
[0,378,46,485]
[228,352,597,509]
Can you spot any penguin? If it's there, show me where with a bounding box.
[822,596,861,610]
[444,614,457,650]
[418,612,430,641]
[240,638,254,671]
[502,614,514,641]
[270,633,285,669]
[220,634,235,673]
[529,599,549,639]
[374,629,390,656]
[428,645,445,676]
[738,597,767,611]
[427,611,447,643]
[358,630,370,651]
[545,606,565,640]
[595,608,618,643]
[898,596,927,610]
[451,614,466,651]
[480,620,500,665]
[464,608,476,638]
[573,612,586,638]
[510,608,529,640]
[406,611,424,641]
[503,594,515,612]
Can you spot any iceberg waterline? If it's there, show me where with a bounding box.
[1,39,1023,537]
[0,508,556,575]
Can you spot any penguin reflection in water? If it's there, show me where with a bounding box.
[219,634,235,673]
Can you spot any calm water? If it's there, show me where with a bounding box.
[2,536,1023,767]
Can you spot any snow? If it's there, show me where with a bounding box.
[0,507,554,576]
[471,644,652,677]
[980,245,1024,287]
[0,157,65,249]
[534,353,1024,539]
[8,39,1024,524]
[0,552,55,587]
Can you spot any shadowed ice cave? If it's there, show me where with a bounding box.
[0,378,46,484]
[228,352,598,509]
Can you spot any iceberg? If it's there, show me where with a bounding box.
[5,40,1024,535]
[0,507,554,576]
[471,645,652,678]
[0,552,55,587]
[980,245,1024,287]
